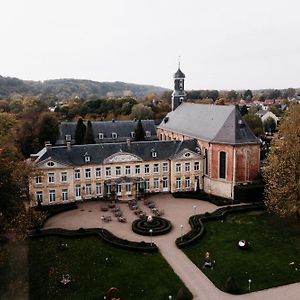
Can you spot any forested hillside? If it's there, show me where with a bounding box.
[0,76,167,100]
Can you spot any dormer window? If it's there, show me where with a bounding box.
[151,148,157,158]
[47,161,55,167]
[65,134,71,141]
[84,152,90,163]
[145,131,151,138]
[98,133,104,140]
[195,147,201,154]
[184,152,191,158]
[130,132,135,138]
[112,132,118,139]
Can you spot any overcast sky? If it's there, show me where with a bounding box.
[1,0,300,90]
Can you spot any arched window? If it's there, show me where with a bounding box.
[219,151,226,179]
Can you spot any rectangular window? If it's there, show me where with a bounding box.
[96,183,102,196]
[61,172,67,183]
[153,163,159,173]
[194,162,199,171]
[75,185,81,198]
[117,183,122,195]
[85,156,90,163]
[86,184,92,197]
[144,164,150,174]
[176,178,182,189]
[74,169,81,180]
[219,151,226,179]
[145,179,150,192]
[125,166,131,175]
[185,163,190,172]
[162,162,168,172]
[98,133,104,140]
[135,165,140,175]
[36,191,43,203]
[95,168,101,178]
[145,131,151,137]
[185,177,190,189]
[176,163,181,173]
[115,166,121,176]
[131,132,135,138]
[62,189,68,201]
[162,177,168,190]
[65,134,71,141]
[154,177,159,190]
[205,149,208,175]
[106,167,111,177]
[126,182,131,195]
[49,190,56,203]
[85,168,91,179]
[35,176,42,184]
[106,184,111,195]
[48,173,55,184]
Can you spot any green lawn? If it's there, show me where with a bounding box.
[183,211,300,294]
[27,236,191,300]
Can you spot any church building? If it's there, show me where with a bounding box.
[157,66,261,199]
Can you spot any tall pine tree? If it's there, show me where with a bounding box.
[134,119,145,141]
[74,118,86,145]
[84,120,95,144]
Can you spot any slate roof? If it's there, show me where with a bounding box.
[36,140,200,166]
[56,120,157,145]
[158,103,260,145]
[174,68,185,78]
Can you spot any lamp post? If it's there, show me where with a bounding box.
[149,229,153,246]
[248,279,252,291]
[180,224,183,241]
[193,205,197,214]
[100,216,104,232]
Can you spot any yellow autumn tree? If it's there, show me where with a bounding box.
[263,104,300,218]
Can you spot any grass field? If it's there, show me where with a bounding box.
[24,236,191,300]
[183,211,300,294]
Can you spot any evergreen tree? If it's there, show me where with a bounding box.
[37,112,59,147]
[84,120,95,144]
[240,105,248,116]
[74,118,86,145]
[134,119,145,141]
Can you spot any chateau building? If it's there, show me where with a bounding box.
[157,67,261,199]
[56,119,157,145]
[29,140,202,206]
[29,65,261,206]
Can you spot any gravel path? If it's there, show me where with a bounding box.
[45,194,300,300]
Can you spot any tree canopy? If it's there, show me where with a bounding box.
[243,114,264,136]
[263,104,300,219]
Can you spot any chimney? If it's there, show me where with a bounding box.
[126,138,131,147]
[30,154,38,162]
[44,141,52,149]
[67,142,72,150]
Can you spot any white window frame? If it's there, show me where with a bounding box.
[62,189,68,202]
[176,178,182,190]
[162,162,168,173]
[115,166,121,177]
[35,176,42,184]
[98,133,104,140]
[185,177,190,189]
[153,163,159,173]
[95,168,101,178]
[145,131,151,137]
[106,167,111,177]
[117,183,122,195]
[74,169,81,180]
[65,134,71,141]
[162,177,168,191]
[75,185,81,200]
[36,191,43,203]
[154,177,159,191]
[175,163,181,173]
[85,168,91,179]
[194,162,199,171]
[85,156,90,163]
[145,179,150,192]
[61,172,68,183]
[85,184,92,197]
[48,173,55,184]
[130,131,135,138]
[96,183,102,196]
[125,166,131,175]
[49,190,56,203]
[144,164,150,174]
[185,163,190,172]
[135,165,140,175]
[125,182,132,195]
[112,132,118,139]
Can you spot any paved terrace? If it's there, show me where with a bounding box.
[45,194,300,300]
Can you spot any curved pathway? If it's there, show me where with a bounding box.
[45,194,300,300]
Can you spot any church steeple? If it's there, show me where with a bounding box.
[172,61,186,111]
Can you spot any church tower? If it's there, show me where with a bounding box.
[171,62,186,111]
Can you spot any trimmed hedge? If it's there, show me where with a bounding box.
[172,191,237,206]
[30,227,158,252]
[132,217,172,236]
[176,203,266,248]
[234,184,265,203]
